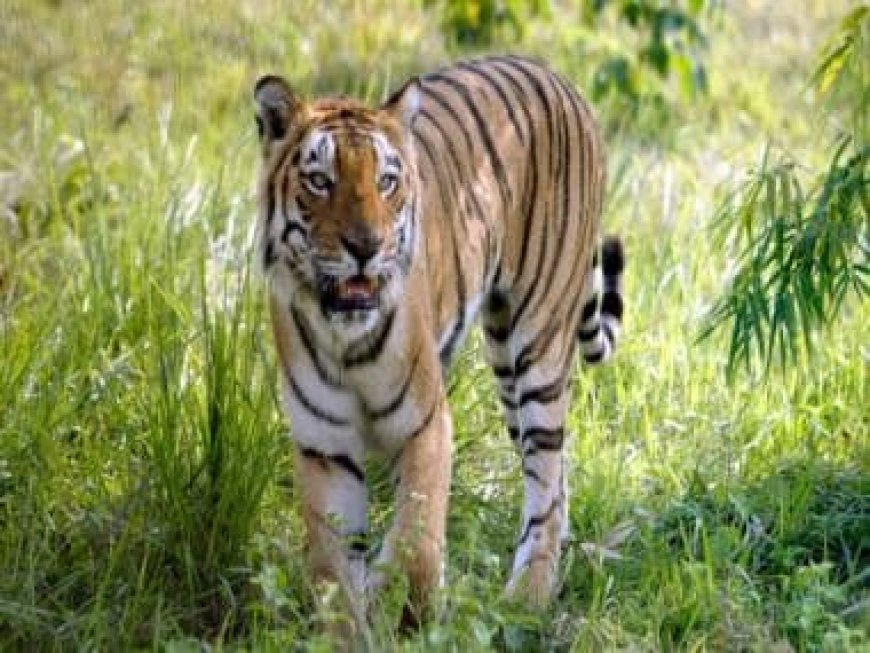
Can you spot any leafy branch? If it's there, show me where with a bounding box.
[702,140,868,377]
[701,6,869,377]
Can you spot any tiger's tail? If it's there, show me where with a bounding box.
[579,236,625,364]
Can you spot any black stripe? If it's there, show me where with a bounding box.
[384,400,439,473]
[438,213,467,367]
[518,378,564,407]
[601,291,624,320]
[499,57,558,331]
[487,60,538,279]
[491,263,503,291]
[580,297,598,323]
[495,56,554,187]
[368,348,421,420]
[425,72,512,212]
[578,324,599,342]
[540,72,599,337]
[523,427,564,451]
[265,179,276,227]
[326,453,364,483]
[288,373,348,426]
[278,168,288,234]
[421,106,488,223]
[414,129,454,216]
[319,114,379,132]
[558,72,593,244]
[491,57,552,329]
[508,426,520,441]
[295,191,312,216]
[280,220,307,245]
[485,324,510,343]
[511,317,563,378]
[417,109,485,229]
[481,225,494,287]
[518,497,560,545]
[401,195,418,274]
[513,198,536,303]
[332,138,342,177]
[487,60,536,219]
[407,400,439,440]
[484,68,536,284]
[343,311,396,368]
[602,237,625,276]
[523,465,544,485]
[299,447,364,483]
[457,61,525,145]
[347,531,368,555]
[277,150,296,231]
[513,349,537,378]
[584,349,605,364]
[290,307,342,389]
[263,238,276,269]
[493,364,513,378]
[484,290,508,316]
[525,68,575,321]
[500,392,518,411]
[508,190,550,330]
[601,320,615,345]
[418,84,476,160]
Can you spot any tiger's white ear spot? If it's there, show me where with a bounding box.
[382,78,421,129]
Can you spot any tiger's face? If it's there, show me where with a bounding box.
[285,121,416,320]
[255,76,420,328]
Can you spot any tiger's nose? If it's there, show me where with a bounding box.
[340,231,382,267]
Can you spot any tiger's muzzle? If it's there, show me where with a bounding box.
[318,273,385,314]
[312,223,405,321]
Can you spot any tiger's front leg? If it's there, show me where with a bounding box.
[295,444,369,633]
[369,393,452,625]
[271,300,370,635]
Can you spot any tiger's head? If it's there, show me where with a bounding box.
[254,75,420,328]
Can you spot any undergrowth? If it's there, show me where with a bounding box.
[0,0,866,650]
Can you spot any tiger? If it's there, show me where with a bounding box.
[253,55,625,629]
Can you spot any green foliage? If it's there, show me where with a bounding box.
[429,0,550,48]
[813,5,869,142]
[584,1,710,109]
[702,7,869,377]
[650,461,869,650]
[431,0,712,133]
[707,140,867,376]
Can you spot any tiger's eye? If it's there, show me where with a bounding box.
[378,173,398,196]
[304,172,332,194]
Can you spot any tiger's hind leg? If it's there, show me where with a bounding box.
[484,293,575,606]
[482,292,522,450]
[493,237,626,606]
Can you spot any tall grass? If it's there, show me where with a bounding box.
[1,0,867,650]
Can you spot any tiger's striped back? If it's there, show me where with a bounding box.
[409,56,614,366]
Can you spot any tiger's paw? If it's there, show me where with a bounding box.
[504,553,559,608]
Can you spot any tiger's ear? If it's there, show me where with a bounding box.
[381,77,421,130]
[254,75,300,151]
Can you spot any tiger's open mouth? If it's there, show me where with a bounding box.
[320,274,380,313]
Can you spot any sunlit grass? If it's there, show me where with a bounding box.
[1,0,866,650]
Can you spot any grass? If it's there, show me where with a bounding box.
[0,0,867,650]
